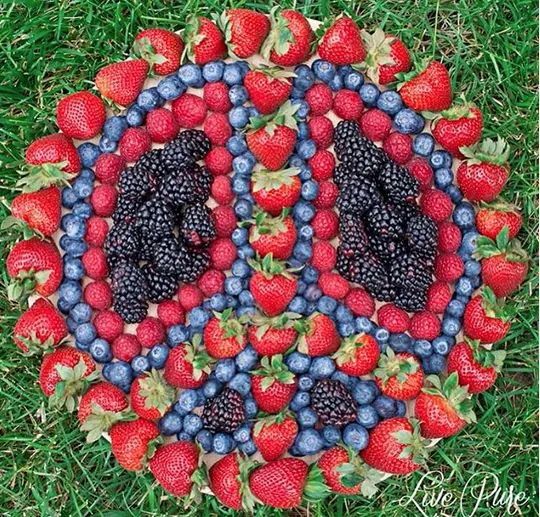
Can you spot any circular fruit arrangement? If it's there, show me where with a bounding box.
[5,10,529,509]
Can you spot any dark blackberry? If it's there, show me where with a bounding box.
[394,200,421,224]
[177,249,210,283]
[151,236,184,276]
[162,130,211,168]
[135,149,168,178]
[340,140,386,172]
[370,237,407,265]
[157,165,210,208]
[365,203,405,240]
[336,177,380,215]
[333,121,361,153]
[356,252,396,301]
[202,388,246,433]
[334,162,372,188]
[377,161,420,202]
[142,264,178,303]
[390,254,433,293]
[104,222,140,266]
[310,379,357,426]
[110,261,148,323]
[406,215,438,256]
[112,195,141,225]
[136,198,176,238]
[395,288,428,312]
[180,203,216,248]
[339,213,369,254]
[118,166,154,199]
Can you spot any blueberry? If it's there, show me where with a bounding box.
[434,168,454,189]
[228,373,251,396]
[464,260,481,278]
[207,294,227,313]
[62,237,88,258]
[213,432,234,454]
[338,321,355,337]
[373,395,397,419]
[176,432,192,441]
[344,71,364,90]
[336,305,353,323]
[196,429,214,451]
[230,346,257,374]
[453,202,476,229]
[103,115,128,141]
[231,175,249,195]
[297,139,316,160]
[460,231,479,256]
[183,414,203,436]
[238,438,257,455]
[302,266,319,284]
[89,338,112,363]
[343,423,369,451]
[148,344,169,369]
[376,90,403,115]
[352,380,379,405]
[61,187,78,208]
[301,179,318,200]
[136,87,163,111]
[202,61,225,82]
[223,62,244,85]
[224,276,244,296]
[178,63,204,87]
[215,359,236,383]
[63,257,84,280]
[359,84,380,106]
[312,59,336,82]
[290,391,310,411]
[298,375,315,391]
[389,333,412,353]
[231,227,248,246]
[423,353,446,374]
[233,423,251,443]
[188,307,210,330]
[156,411,182,436]
[355,316,374,334]
[72,201,93,220]
[167,324,190,346]
[356,405,380,428]
[316,296,336,315]
[296,407,318,428]
[244,397,258,418]
[289,296,308,314]
[330,371,350,386]
[67,317,78,334]
[292,242,311,263]
[70,303,92,324]
[126,105,146,126]
[238,290,254,307]
[295,429,324,455]
[78,143,100,167]
[157,74,186,100]
[413,339,433,358]
[225,295,239,309]
[456,276,474,297]
[59,280,82,307]
[228,85,248,107]
[393,108,425,134]
[395,400,407,417]
[446,299,465,318]
[74,322,96,345]
[301,284,319,303]
[177,389,199,413]
[292,99,310,119]
[322,425,341,445]
[294,64,315,90]
[61,214,86,239]
[285,352,311,374]
[442,316,461,336]
[102,361,133,391]
[72,177,93,199]
[232,151,255,174]
[297,123,310,142]
[131,355,150,375]
[429,150,453,169]
[432,336,453,355]
[328,74,343,91]
[374,327,390,343]
[446,184,463,203]
[294,201,316,224]
[309,357,336,379]
[413,133,435,156]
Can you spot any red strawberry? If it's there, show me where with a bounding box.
[184,17,226,65]
[420,189,453,222]
[95,153,125,185]
[146,107,179,143]
[95,59,149,106]
[345,288,375,317]
[360,109,392,141]
[374,350,424,400]
[110,418,159,471]
[456,137,509,202]
[130,370,175,420]
[204,309,247,359]
[313,180,339,209]
[311,240,337,272]
[415,373,476,438]
[252,355,296,414]
[56,91,105,140]
[447,340,505,394]
[111,333,141,362]
[434,253,464,282]
[476,202,522,241]
[377,304,409,333]
[463,288,511,343]
[296,312,340,357]
[203,82,232,113]
[24,133,80,176]
[249,211,297,260]
[245,68,293,115]
[308,115,334,149]
[360,417,427,474]
[318,271,350,299]
[252,168,301,215]
[248,313,299,356]
[220,8,271,58]
[254,412,298,461]
[409,311,441,341]
[398,61,452,112]
[9,186,61,237]
[13,298,67,354]
[305,83,333,116]
[118,127,151,162]
[6,238,62,301]
[318,16,365,65]
[333,333,380,376]
[262,9,314,67]
[383,132,412,164]
[209,452,253,510]
[133,28,184,76]
[361,29,411,84]
[333,89,364,120]
[164,339,212,388]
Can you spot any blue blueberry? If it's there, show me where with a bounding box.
[447,184,464,203]
[176,432,192,441]
[376,90,403,115]
[233,423,251,443]
[238,438,257,456]
[224,276,244,296]
[413,339,433,358]
[136,87,162,111]
[228,373,251,397]
[177,389,199,413]
[293,200,315,223]
[343,423,369,451]
[447,299,465,318]
[298,374,315,391]
[374,327,390,343]
[336,305,353,323]
[167,324,190,346]
[74,322,96,345]
[67,317,78,334]
[195,429,214,451]
[432,336,453,355]
[126,105,146,126]
[148,344,169,369]
[183,414,203,436]
[159,411,183,435]
[309,357,336,380]
[413,133,435,157]
[286,352,311,374]
[395,400,407,417]
[103,115,128,141]
[294,64,315,90]
[295,429,324,455]
[442,316,461,336]
[60,236,87,258]
[344,71,364,91]
[228,84,248,107]
[72,177,94,199]
[61,214,86,239]
[328,74,343,91]
[356,405,380,429]
[89,338,112,363]
[61,187,78,208]
[389,333,412,353]
[202,61,225,82]
[297,139,316,160]
[290,391,310,411]
[213,432,234,454]
[302,285,320,303]
[301,179,318,201]
[225,295,239,309]
[215,359,236,383]
[188,307,210,330]
[232,152,256,175]
[373,395,397,419]
[317,296,337,315]
[393,108,425,134]
[456,276,474,297]
[429,150,453,170]
[359,83,380,106]
[355,317,374,334]
[72,201,93,220]
[78,143,100,167]
[238,290,254,308]
[330,371,350,386]
[231,227,248,247]
[292,241,312,263]
[289,296,308,314]
[102,361,133,391]
[460,231,479,256]
[63,257,84,280]
[352,380,379,405]
[296,407,318,428]
[453,202,476,229]
[59,280,82,307]
[292,99,310,119]
[223,62,244,85]
[322,425,341,445]
[131,355,150,375]
[312,59,336,82]
[157,74,186,100]
[69,303,92,324]
[244,397,258,418]
[434,168,454,189]
[298,122,310,141]
[178,63,203,87]
[423,353,446,374]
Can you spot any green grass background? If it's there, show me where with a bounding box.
[0,0,537,515]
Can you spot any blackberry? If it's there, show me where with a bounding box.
[356,252,396,301]
[135,149,168,178]
[406,215,438,256]
[339,213,369,254]
[202,388,246,433]
[110,261,148,323]
[310,379,357,426]
[104,222,140,266]
[112,195,141,225]
[162,130,211,168]
[142,264,178,303]
[395,288,428,312]
[157,165,210,208]
[394,200,420,224]
[370,237,407,265]
[151,236,185,276]
[333,121,361,154]
[377,162,419,202]
[177,249,210,283]
[334,162,372,188]
[136,198,176,238]
[365,203,405,240]
[336,177,380,215]
[390,254,433,294]
[180,203,216,248]
[118,166,155,199]
[340,139,386,173]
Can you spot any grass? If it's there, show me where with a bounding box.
[0,0,537,515]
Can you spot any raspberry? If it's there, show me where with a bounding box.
[318,271,350,300]
[333,90,363,120]
[212,206,237,237]
[197,269,225,297]
[157,300,185,327]
[313,180,339,209]
[203,112,232,146]
[377,304,410,333]
[203,82,232,113]
[345,288,375,317]
[205,146,233,176]
[172,93,207,128]
[178,284,204,312]
[310,240,336,272]
[211,176,234,205]
[308,115,334,149]
[146,107,179,143]
[420,189,453,223]
[94,153,125,185]
[118,127,151,162]
[82,247,109,280]
[90,184,117,217]
[85,217,109,247]
[359,109,392,141]
[94,310,124,341]
[409,311,441,340]
[434,253,465,282]
[112,333,142,362]
[305,83,333,116]
[426,281,452,314]
[209,238,236,270]
[136,317,165,348]
[437,221,461,253]
[309,150,335,181]
[407,157,433,191]
[84,280,112,311]
[311,209,339,240]
[383,132,413,164]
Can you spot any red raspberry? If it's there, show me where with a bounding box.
[420,189,453,222]
[203,82,232,113]
[118,127,151,162]
[377,304,410,333]
[136,317,165,348]
[305,83,333,115]
[308,115,334,149]
[197,269,225,297]
[333,90,364,120]
[359,109,392,141]
[310,240,336,272]
[157,300,185,327]
[84,280,112,311]
[203,112,232,146]
[209,237,236,270]
[205,146,233,176]
[85,217,109,247]
[178,284,204,312]
[309,150,335,181]
[211,176,234,205]
[311,209,338,240]
[383,132,412,164]
[82,247,108,280]
[426,281,452,314]
[318,271,350,300]
[94,310,124,341]
[437,221,461,253]
[94,153,125,185]
[434,253,465,282]
[90,184,117,217]
[313,180,339,209]
[212,206,237,237]
[146,107,179,143]
[409,311,441,340]
[172,93,207,128]
[407,157,433,191]
[345,288,375,317]
[112,334,141,362]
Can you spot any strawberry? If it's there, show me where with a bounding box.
[94,153,125,185]
[434,253,464,282]
[204,308,247,359]
[245,68,294,115]
[253,412,298,461]
[415,373,476,438]
[305,83,334,116]
[463,288,511,343]
[311,240,337,272]
[333,89,364,120]
[296,312,340,357]
[249,210,297,260]
[420,189,453,222]
[133,28,184,76]
[345,288,375,317]
[248,313,299,356]
[95,59,149,106]
[209,452,254,510]
[360,417,428,474]
[377,304,409,333]
[262,9,314,67]
[220,8,270,58]
[313,180,339,209]
[252,355,297,414]
[203,82,232,113]
[146,107,179,143]
[308,115,334,149]
[374,350,424,400]
[111,333,141,362]
[383,132,412,164]
[130,369,176,420]
[361,29,411,84]
[6,237,62,301]
[13,298,67,354]
[333,333,380,377]
[164,338,212,388]
[409,311,441,341]
[476,201,522,241]
[311,210,339,241]
[456,137,510,202]
[475,228,528,297]
[39,346,97,410]
[398,61,452,112]
[246,101,298,171]
[204,112,232,145]
[184,17,227,65]
[360,109,392,141]
[318,271,349,299]
[252,168,301,215]
[24,133,80,179]
[318,16,365,65]
[110,418,160,472]
[56,91,105,140]
[249,255,297,316]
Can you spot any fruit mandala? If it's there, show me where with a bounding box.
[5,10,530,510]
